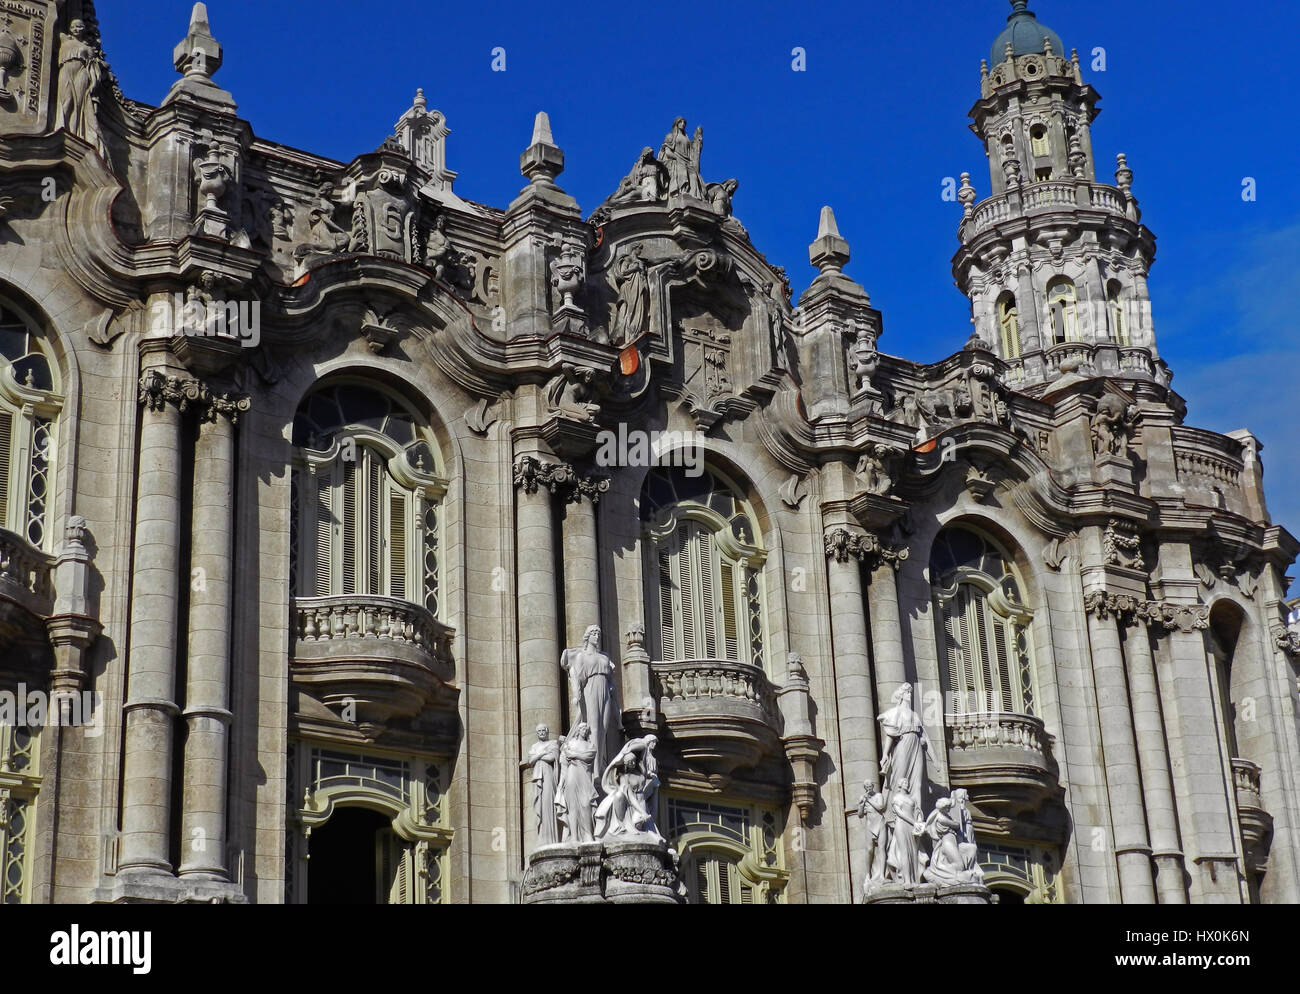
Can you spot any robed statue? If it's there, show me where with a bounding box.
[525,724,561,848]
[560,625,620,776]
[556,722,598,844]
[594,735,662,841]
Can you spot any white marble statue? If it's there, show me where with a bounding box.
[556,722,598,844]
[885,777,925,885]
[856,779,888,890]
[594,735,661,841]
[525,724,561,847]
[878,684,934,812]
[560,625,620,777]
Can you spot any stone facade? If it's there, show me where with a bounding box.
[0,0,1298,905]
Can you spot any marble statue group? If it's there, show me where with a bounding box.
[525,626,663,849]
[857,684,985,893]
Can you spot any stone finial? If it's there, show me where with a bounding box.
[173,3,223,79]
[809,206,850,276]
[1115,153,1134,195]
[521,110,564,187]
[958,172,977,218]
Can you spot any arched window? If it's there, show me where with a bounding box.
[667,797,787,905]
[997,292,1021,359]
[1029,124,1050,159]
[931,528,1037,717]
[291,382,446,614]
[641,465,766,670]
[1046,278,1079,345]
[0,303,61,551]
[1107,281,1129,347]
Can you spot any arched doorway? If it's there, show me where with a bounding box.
[307,807,399,904]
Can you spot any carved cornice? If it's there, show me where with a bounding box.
[138,370,201,412]
[822,527,908,570]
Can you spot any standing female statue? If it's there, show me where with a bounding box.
[556,723,598,844]
[878,684,934,810]
[54,20,109,162]
[559,626,619,776]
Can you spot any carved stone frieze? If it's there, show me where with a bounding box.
[1103,518,1144,571]
[1140,601,1210,634]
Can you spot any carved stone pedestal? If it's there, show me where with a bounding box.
[521,837,684,905]
[862,882,996,906]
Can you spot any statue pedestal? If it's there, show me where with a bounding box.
[862,881,996,905]
[521,837,684,905]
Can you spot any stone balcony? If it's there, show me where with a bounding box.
[1232,758,1272,873]
[650,658,782,774]
[964,180,1130,239]
[291,595,456,727]
[0,527,55,681]
[944,712,1061,821]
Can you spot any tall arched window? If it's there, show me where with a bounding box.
[1107,281,1129,347]
[291,382,446,614]
[1046,278,1079,345]
[641,465,766,671]
[997,292,1021,359]
[0,303,61,551]
[1029,124,1050,159]
[931,528,1037,717]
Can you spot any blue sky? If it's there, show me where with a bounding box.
[99,0,1300,552]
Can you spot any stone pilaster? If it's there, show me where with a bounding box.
[1083,591,1156,903]
[558,467,609,654]
[178,386,248,880]
[513,456,566,737]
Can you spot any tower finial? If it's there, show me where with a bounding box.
[809,206,850,276]
[520,111,563,187]
[173,2,223,79]
[1010,0,1030,12]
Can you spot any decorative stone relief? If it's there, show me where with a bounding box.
[1102,518,1144,571]
[292,182,350,267]
[545,363,602,424]
[137,369,200,412]
[1041,532,1077,571]
[823,527,908,571]
[360,306,402,354]
[1090,394,1139,460]
[464,397,499,436]
[196,384,251,424]
[854,443,902,497]
[1082,590,1143,622]
[778,473,807,509]
[1141,601,1210,634]
[1272,626,1300,658]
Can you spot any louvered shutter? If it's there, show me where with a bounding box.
[314,472,333,596]
[658,547,675,660]
[677,525,696,658]
[342,461,358,594]
[0,410,11,528]
[366,453,382,595]
[389,490,408,600]
[992,619,1014,711]
[720,560,739,662]
[699,529,716,658]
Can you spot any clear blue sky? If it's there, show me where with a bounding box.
[99,0,1300,553]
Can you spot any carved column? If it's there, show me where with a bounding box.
[1014,262,1043,352]
[1084,592,1156,903]
[1125,610,1186,903]
[120,366,199,875]
[513,457,564,740]
[179,387,249,880]
[560,468,609,657]
[823,528,874,902]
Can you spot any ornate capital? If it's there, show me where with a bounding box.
[512,456,609,504]
[563,470,611,506]
[198,385,252,424]
[1272,625,1300,658]
[1083,590,1144,622]
[823,527,908,570]
[138,369,201,412]
[1139,600,1210,634]
[513,456,563,496]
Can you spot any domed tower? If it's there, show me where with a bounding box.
[953,0,1163,392]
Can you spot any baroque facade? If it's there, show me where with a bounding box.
[0,0,1297,905]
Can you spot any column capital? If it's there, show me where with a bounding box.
[1082,589,1143,622]
[197,384,251,424]
[1272,624,1300,658]
[1139,600,1210,635]
[512,455,609,504]
[138,368,202,412]
[823,527,908,570]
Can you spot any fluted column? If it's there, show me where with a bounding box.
[824,529,873,901]
[120,367,198,875]
[179,387,248,879]
[1084,592,1156,903]
[1124,612,1187,903]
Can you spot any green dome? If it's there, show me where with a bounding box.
[991,0,1065,64]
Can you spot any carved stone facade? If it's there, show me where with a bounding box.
[0,0,1298,907]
